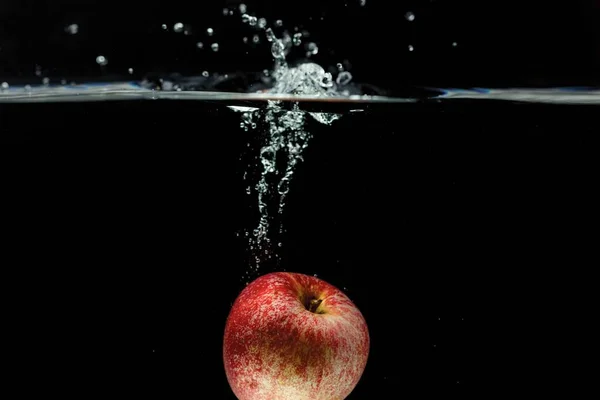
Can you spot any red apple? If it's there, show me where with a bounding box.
[223,272,369,400]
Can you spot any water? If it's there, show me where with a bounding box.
[2,2,596,399]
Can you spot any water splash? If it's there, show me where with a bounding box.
[236,11,343,280]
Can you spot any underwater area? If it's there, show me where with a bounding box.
[2,1,597,398]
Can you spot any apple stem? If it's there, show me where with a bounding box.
[308,298,323,313]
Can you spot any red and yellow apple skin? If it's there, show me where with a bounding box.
[223,272,369,400]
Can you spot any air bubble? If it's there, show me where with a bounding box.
[222,8,229,16]
[196,42,204,49]
[293,33,302,46]
[202,71,209,77]
[239,3,247,13]
[211,43,219,51]
[161,24,167,30]
[253,34,260,44]
[173,22,184,33]
[452,42,458,47]
[306,42,318,55]
[359,0,367,6]
[265,28,276,42]
[271,40,285,58]
[1,82,9,90]
[336,63,344,71]
[242,36,249,43]
[128,68,134,74]
[258,18,267,29]
[96,55,108,66]
[408,44,414,51]
[42,77,50,85]
[336,71,352,86]
[206,27,214,36]
[405,12,415,21]
[242,14,258,26]
[275,20,283,27]
[65,24,79,35]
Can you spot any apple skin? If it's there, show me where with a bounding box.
[223,272,369,400]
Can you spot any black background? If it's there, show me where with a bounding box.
[1,1,596,399]
[1,0,600,88]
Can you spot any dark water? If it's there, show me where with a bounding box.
[2,98,593,397]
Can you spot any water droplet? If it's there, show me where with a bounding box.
[211,43,219,51]
[173,22,184,33]
[65,24,79,35]
[128,68,134,74]
[161,24,167,30]
[405,12,415,21]
[96,55,108,66]
[275,19,283,27]
[293,32,302,46]
[206,27,214,36]
[196,41,204,49]
[336,71,352,86]
[408,44,414,51]
[239,3,247,13]
[202,71,209,77]
[1,82,9,90]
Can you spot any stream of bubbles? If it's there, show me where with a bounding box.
[234,10,345,282]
